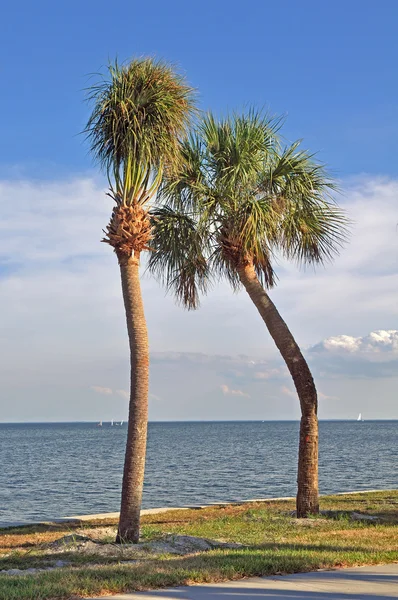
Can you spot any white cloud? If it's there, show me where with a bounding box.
[0,178,109,265]
[0,175,397,420]
[268,177,398,350]
[220,384,250,398]
[310,330,398,359]
[253,368,287,380]
[318,391,339,402]
[116,389,129,399]
[280,386,337,403]
[90,386,113,395]
[308,329,398,379]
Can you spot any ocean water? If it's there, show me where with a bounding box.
[0,421,396,526]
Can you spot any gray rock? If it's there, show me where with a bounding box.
[351,512,379,521]
[1,568,38,576]
[54,560,67,567]
[3,568,24,575]
[50,534,91,547]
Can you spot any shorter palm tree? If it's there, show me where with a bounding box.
[149,111,349,517]
[85,58,195,542]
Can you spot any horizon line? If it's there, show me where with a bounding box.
[1,418,397,425]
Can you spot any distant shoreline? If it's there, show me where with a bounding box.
[1,419,397,425]
[1,489,397,530]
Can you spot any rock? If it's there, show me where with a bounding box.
[2,568,24,575]
[351,512,379,522]
[1,567,38,576]
[0,562,70,577]
[50,534,91,547]
[54,560,67,567]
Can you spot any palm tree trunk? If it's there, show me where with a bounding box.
[116,252,149,543]
[237,261,319,517]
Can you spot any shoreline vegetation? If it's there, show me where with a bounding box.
[0,490,397,599]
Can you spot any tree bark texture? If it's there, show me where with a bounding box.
[116,253,149,543]
[237,261,319,517]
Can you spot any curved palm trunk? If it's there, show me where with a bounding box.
[116,253,149,543]
[237,261,319,517]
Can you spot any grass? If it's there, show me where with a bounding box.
[0,490,397,599]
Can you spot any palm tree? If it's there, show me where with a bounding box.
[149,111,349,517]
[85,58,195,542]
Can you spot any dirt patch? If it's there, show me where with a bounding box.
[293,518,330,527]
[144,535,242,555]
[45,533,242,558]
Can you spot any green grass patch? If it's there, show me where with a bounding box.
[0,491,397,599]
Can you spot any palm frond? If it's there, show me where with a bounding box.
[148,206,210,309]
[201,109,280,193]
[160,133,208,212]
[208,245,241,291]
[149,109,349,305]
[85,58,196,207]
[279,197,350,265]
[265,144,350,265]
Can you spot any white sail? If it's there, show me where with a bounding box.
[111,419,114,426]
[357,413,363,421]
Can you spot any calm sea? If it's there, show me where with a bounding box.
[0,421,396,526]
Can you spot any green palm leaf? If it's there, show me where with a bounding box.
[150,109,349,302]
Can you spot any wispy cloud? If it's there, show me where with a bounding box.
[0,176,397,421]
[90,385,113,395]
[253,368,287,380]
[281,386,296,399]
[269,177,398,349]
[318,391,339,401]
[116,389,129,399]
[220,384,250,398]
[280,386,338,402]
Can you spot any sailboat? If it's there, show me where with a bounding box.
[357,413,364,422]
[97,420,102,427]
[110,419,114,426]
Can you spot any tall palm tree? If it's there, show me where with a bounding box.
[149,111,349,517]
[85,58,195,542]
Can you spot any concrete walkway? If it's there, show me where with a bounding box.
[90,564,398,599]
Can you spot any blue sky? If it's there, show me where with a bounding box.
[1,0,398,179]
[0,1,397,421]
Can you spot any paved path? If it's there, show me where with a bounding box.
[90,564,398,599]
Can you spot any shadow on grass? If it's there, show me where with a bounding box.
[0,539,392,571]
[0,546,397,600]
[320,510,398,524]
